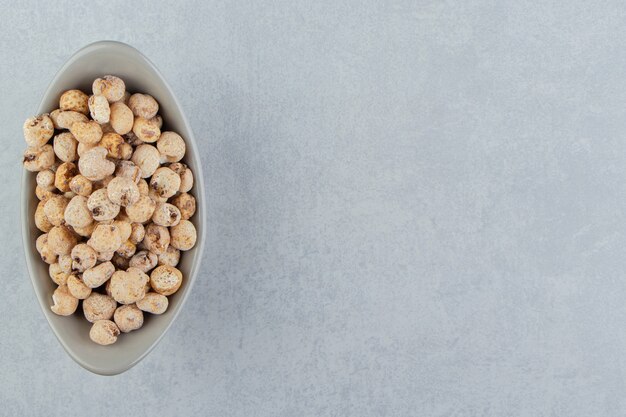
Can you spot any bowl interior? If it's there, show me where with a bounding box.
[22,41,205,375]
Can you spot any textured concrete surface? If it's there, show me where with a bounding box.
[2,0,626,415]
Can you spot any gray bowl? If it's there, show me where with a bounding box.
[21,41,206,375]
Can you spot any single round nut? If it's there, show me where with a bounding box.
[51,285,79,316]
[157,132,185,163]
[158,245,180,267]
[88,223,123,253]
[35,201,53,232]
[112,219,132,241]
[44,195,69,226]
[132,117,161,143]
[70,121,103,145]
[114,304,144,333]
[53,132,78,163]
[79,147,115,181]
[23,115,54,148]
[129,250,158,273]
[129,223,145,244]
[82,261,115,288]
[100,132,132,159]
[109,102,134,135]
[54,162,78,193]
[143,223,170,255]
[170,220,197,251]
[112,253,130,270]
[150,265,183,296]
[66,275,92,299]
[152,203,181,227]
[71,222,96,238]
[69,175,92,197]
[136,292,168,314]
[125,195,156,223]
[36,185,56,202]
[36,169,56,191]
[107,177,140,207]
[128,93,159,119]
[83,293,117,322]
[53,110,88,130]
[131,144,160,178]
[168,162,194,193]
[47,225,78,255]
[93,75,125,103]
[64,195,93,228]
[60,89,89,114]
[116,240,136,258]
[70,243,97,272]
[110,267,149,304]
[87,188,120,221]
[115,160,142,183]
[88,94,110,123]
[89,320,120,345]
[150,167,181,199]
[23,145,55,172]
[171,193,196,220]
[49,263,69,286]
[36,233,57,264]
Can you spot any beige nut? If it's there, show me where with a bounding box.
[70,121,103,145]
[87,188,120,221]
[112,253,130,270]
[82,261,115,288]
[44,196,69,226]
[64,195,93,228]
[58,254,73,274]
[60,89,89,114]
[171,193,196,220]
[157,132,186,163]
[71,222,96,238]
[83,293,117,322]
[53,110,89,130]
[100,132,132,159]
[97,250,115,262]
[143,223,170,255]
[23,115,54,148]
[129,250,158,273]
[109,102,134,135]
[88,94,110,123]
[110,267,149,304]
[112,219,132,242]
[136,292,168,314]
[107,176,140,207]
[35,201,53,232]
[69,175,92,197]
[132,117,161,143]
[137,178,149,195]
[54,162,78,193]
[53,132,78,163]
[150,265,183,296]
[131,144,160,178]
[89,320,120,345]
[168,162,194,193]
[114,304,144,333]
[36,185,56,202]
[36,233,57,264]
[36,169,56,191]
[51,285,79,316]
[170,220,197,251]
[93,75,125,102]
[116,240,137,259]
[66,275,92,299]
[129,223,145,244]
[125,195,156,223]
[115,160,142,183]
[128,93,159,119]
[158,245,180,267]
[49,262,69,286]
[47,225,78,255]
[88,223,123,253]
[70,243,97,272]
[23,145,55,172]
[79,147,115,181]
[152,203,181,227]
[150,167,181,199]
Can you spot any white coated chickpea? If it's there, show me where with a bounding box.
[23,114,54,148]
[169,219,197,251]
[66,275,92,300]
[157,132,185,163]
[128,93,159,119]
[92,75,126,103]
[60,90,89,114]
[50,285,79,316]
[136,292,168,315]
[88,94,110,123]
[150,265,182,296]
[64,195,93,228]
[82,261,115,288]
[114,304,144,333]
[87,223,123,253]
[83,293,117,323]
[71,243,97,272]
[78,147,115,181]
[107,176,140,207]
[89,320,120,345]
[131,144,160,178]
[87,188,120,221]
[23,145,55,172]
[53,132,78,162]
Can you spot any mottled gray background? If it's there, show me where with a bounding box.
[1,0,626,416]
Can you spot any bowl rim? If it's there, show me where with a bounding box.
[20,40,206,375]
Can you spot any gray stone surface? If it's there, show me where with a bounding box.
[1,0,626,415]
